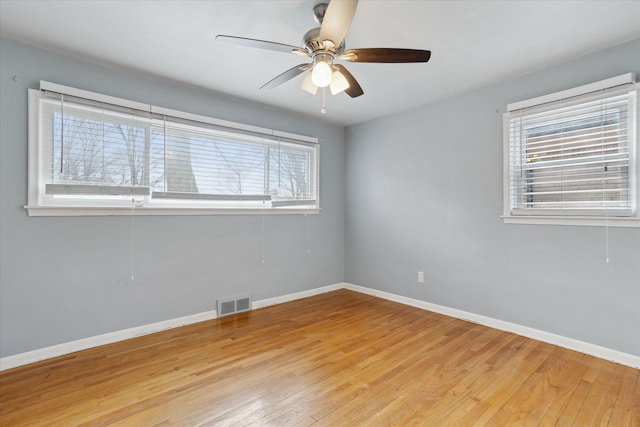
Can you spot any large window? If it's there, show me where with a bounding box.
[503,74,639,227]
[27,82,319,216]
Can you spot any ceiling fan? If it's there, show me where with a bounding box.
[216,0,431,111]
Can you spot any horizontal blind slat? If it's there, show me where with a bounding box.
[508,85,634,214]
[37,87,318,208]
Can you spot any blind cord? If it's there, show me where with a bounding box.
[306,213,311,255]
[102,103,106,183]
[601,90,610,264]
[261,200,265,265]
[131,197,136,280]
[605,214,610,264]
[60,94,65,174]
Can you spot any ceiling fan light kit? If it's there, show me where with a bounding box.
[311,53,334,87]
[216,0,431,113]
[300,71,318,95]
[329,70,350,95]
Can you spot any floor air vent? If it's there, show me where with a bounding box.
[217,295,252,317]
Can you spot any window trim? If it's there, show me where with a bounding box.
[25,82,320,216]
[502,74,639,228]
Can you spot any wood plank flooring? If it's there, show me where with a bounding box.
[1,289,638,426]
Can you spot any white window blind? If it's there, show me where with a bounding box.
[148,116,316,204]
[41,93,151,198]
[505,79,637,218]
[28,83,319,215]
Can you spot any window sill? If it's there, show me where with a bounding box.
[25,205,321,217]
[502,215,640,228]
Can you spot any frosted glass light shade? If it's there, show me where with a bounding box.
[300,71,318,95]
[330,70,350,95]
[311,61,332,87]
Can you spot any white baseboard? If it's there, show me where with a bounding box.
[252,283,344,310]
[0,309,218,371]
[2,282,638,371]
[342,283,640,369]
[0,283,344,371]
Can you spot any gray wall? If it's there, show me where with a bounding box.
[345,38,640,356]
[0,38,345,357]
[2,35,639,360]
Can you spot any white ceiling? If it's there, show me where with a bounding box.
[1,0,639,126]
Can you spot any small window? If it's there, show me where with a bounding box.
[27,82,319,216]
[503,74,639,227]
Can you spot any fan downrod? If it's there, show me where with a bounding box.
[312,3,328,24]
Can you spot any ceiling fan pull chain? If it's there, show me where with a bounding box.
[321,87,327,114]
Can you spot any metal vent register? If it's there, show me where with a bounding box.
[217,295,252,317]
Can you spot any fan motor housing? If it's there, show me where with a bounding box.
[303,27,345,55]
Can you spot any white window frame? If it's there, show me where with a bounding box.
[502,74,639,227]
[26,81,320,217]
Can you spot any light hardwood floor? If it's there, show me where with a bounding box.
[1,289,638,426]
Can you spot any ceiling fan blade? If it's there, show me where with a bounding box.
[318,0,358,48]
[339,48,431,63]
[216,35,309,56]
[261,64,312,90]
[334,64,363,98]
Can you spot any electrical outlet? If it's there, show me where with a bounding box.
[418,271,424,283]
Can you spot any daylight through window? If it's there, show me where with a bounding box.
[27,83,319,216]
[503,74,639,226]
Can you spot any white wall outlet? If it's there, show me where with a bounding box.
[418,271,424,283]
